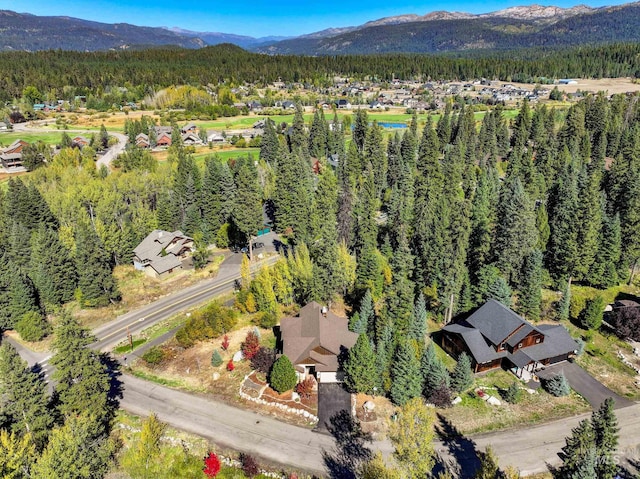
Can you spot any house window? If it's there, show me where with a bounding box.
[535,337,541,344]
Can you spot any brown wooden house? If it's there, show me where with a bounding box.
[278,302,358,384]
[442,299,578,377]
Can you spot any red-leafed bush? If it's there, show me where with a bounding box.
[203,452,221,477]
[221,334,230,351]
[295,377,315,399]
[250,347,276,374]
[240,453,259,478]
[227,360,235,371]
[241,331,260,360]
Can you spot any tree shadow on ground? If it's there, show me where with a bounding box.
[436,413,481,478]
[103,353,124,411]
[322,410,372,479]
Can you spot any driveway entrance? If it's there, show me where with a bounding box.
[316,383,352,433]
[536,361,634,409]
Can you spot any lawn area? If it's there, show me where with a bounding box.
[193,148,260,164]
[0,131,66,146]
[439,369,590,435]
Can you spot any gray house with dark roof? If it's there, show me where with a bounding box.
[133,230,195,279]
[278,302,358,383]
[442,299,578,377]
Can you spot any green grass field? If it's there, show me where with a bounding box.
[0,131,67,147]
[197,108,520,132]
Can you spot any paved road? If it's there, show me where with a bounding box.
[120,374,344,475]
[96,131,127,169]
[537,361,634,410]
[93,253,279,352]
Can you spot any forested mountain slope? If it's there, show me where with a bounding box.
[0,10,204,51]
[256,2,640,54]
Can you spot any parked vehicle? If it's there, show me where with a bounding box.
[253,241,265,249]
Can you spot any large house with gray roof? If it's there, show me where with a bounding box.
[442,299,578,377]
[133,230,194,279]
[278,302,358,384]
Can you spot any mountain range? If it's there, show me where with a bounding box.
[1,2,639,54]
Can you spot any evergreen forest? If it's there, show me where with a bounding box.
[0,42,639,102]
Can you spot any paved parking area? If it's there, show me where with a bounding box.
[316,383,352,433]
[537,361,634,409]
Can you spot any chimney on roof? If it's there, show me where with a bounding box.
[321,306,328,317]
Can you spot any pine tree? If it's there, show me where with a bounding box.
[202,158,236,240]
[408,293,427,343]
[310,163,341,302]
[269,355,297,393]
[353,109,369,153]
[437,102,452,146]
[547,163,580,281]
[364,121,387,198]
[592,397,619,479]
[383,229,415,339]
[350,289,374,334]
[589,213,622,288]
[420,342,450,397]
[568,447,597,479]
[51,315,116,429]
[390,341,422,406]
[344,334,377,394]
[274,151,312,239]
[308,109,328,158]
[7,271,42,328]
[558,419,596,477]
[260,118,280,165]
[535,201,551,252]
[232,156,263,245]
[487,277,512,307]
[503,381,522,404]
[450,352,474,393]
[544,373,570,397]
[30,226,77,305]
[210,349,223,367]
[574,166,603,281]
[16,310,50,342]
[74,227,120,308]
[581,296,605,330]
[469,168,499,279]
[287,103,307,153]
[0,342,54,450]
[519,250,543,321]
[494,178,537,283]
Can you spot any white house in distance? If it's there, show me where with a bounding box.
[133,230,195,279]
[278,302,358,384]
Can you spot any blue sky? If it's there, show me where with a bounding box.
[0,0,629,37]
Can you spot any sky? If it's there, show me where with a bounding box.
[0,0,631,37]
